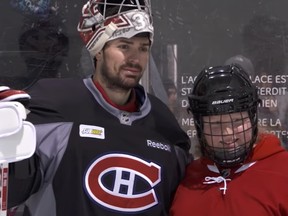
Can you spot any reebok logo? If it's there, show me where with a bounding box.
[147,140,171,152]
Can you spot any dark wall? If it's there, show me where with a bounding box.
[0,0,90,89]
[152,0,288,76]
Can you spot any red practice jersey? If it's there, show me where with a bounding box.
[170,134,288,216]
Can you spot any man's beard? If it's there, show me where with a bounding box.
[100,60,142,90]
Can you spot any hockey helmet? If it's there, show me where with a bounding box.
[77,0,154,57]
[188,64,260,167]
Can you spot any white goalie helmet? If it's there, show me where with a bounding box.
[77,0,154,57]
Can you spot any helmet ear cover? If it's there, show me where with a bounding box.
[188,64,260,167]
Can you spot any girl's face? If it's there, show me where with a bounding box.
[203,112,253,150]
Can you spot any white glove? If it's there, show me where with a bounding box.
[0,87,36,163]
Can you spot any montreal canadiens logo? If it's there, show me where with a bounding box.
[84,153,161,212]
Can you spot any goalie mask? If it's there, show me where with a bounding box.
[188,65,260,167]
[77,0,154,57]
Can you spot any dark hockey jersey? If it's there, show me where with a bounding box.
[8,77,191,216]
